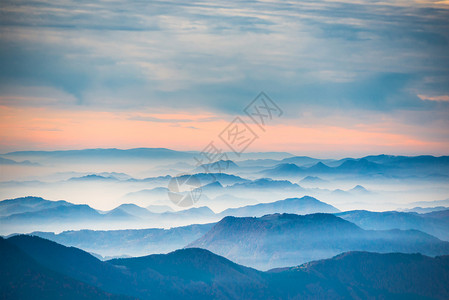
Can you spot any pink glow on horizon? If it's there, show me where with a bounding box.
[1,106,448,156]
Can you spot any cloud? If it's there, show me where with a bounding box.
[129,115,218,123]
[0,86,78,107]
[130,116,194,123]
[418,94,449,102]
[0,0,448,153]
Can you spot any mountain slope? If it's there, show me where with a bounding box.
[0,237,126,299]
[188,213,449,270]
[0,196,73,217]
[261,163,303,177]
[3,235,449,299]
[292,251,449,299]
[337,209,449,241]
[7,235,132,296]
[109,248,267,299]
[220,196,339,217]
[31,223,215,258]
[0,196,217,235]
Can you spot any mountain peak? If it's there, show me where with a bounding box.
[263,163,302,176]
[220,195,339,218]
[307,162,331,172]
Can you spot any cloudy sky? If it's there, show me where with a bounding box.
[0,0,448,156]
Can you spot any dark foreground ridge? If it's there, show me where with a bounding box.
[2,235,449,299]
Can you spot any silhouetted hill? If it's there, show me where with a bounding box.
[220,196,339,217]
[292,251,449,300]
[162,206,216,219]
[3,235,449,299]
[262,163,303,177]
[109,248,267,299]
[0,237,128,299]
[2,148,195,162]
[146,204,173,213]
[306,161,333,173]
[194,160,239,173]
[411,198,449,208]
[0,197,218,234]
[359,155,449,177]
[423,209,449,219]
[299,175,329,185]
[280,156,333,166]
[7,235,132,296]
[0,157,37,166]
[335,158,382,173]
[2,203,101,223]
[337,209,449,241]
[2,148,292,163]
[31,223,215,258]
[197,181,224,195]
[188,213,449,269]
[179,173,249,186]
[403,206,448,214]
[259,155,449,178]
[68,174,120,181]
[0,196,72,217]
[349,184,371,194]
[228,178,303,191]
[108,203,154,218]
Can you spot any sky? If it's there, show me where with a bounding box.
[0,0,448,157]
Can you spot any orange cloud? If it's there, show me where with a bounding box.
[417,94,449,102]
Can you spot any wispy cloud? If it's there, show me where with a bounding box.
[418,94,449,102]
[0,0,448,153]
[128,114,219,123]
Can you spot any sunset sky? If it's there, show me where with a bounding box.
[1,0,448,156]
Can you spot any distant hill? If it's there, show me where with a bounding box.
[0,199,102,224]
[299,176,329,185]
[0,196,218,235]
[207,194,260,212]
[188,213,449,270]
[146,204,174,213]
[0,157,38,166]
[2,148,196,162]
[403,206,448,214]
[30,223,215,258]
[196,181,225,198]
[194,160,239,173]
[108,203,155,218]
[306,161,333,173]
[411,198,449,208]
[228,178,303,191]
[219,196,339,217]
[335,158,383,173]
[177,173,249,186]
[261,163,303,177]
[2,195,337,235]
[348,184,371,194]
[337,209,449,241]
[280,156,334,167]
[1,148,293,164]
[68,174,120,181]
[259,155,449,178]
[0,196,73,217]
[121,186,170,205]
[330,185,374,197]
